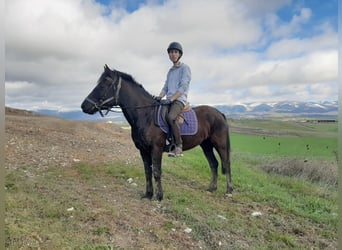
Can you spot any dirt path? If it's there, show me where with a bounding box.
[5,107,139,170]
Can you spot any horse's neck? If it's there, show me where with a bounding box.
[119,82,153,128]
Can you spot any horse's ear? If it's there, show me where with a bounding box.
[104,64,110,71]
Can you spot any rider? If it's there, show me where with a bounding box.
[158,42,191,157]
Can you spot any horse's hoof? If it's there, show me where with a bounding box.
[141,193,153,200]
[156,194,163,201]
[206,188,217,193]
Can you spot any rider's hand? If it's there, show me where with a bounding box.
[160,99,172,105]
[153,96,161,101]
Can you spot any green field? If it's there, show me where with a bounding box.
[230,133,337,158]
[230,118,338,137]
[229,119,337,157]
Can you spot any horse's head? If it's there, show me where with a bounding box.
[81,65,122,116]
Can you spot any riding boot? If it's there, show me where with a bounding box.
[168,122,183,157]
[174,144,183,157]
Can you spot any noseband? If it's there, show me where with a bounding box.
[86,76,122,117]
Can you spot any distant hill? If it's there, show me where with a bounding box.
[9,100,337,121]
[34,109,125,122]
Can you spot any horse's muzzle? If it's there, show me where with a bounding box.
[81,99,97,114]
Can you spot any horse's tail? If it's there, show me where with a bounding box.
[221,112,230,175]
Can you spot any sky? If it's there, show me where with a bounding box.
[5,0,338,112]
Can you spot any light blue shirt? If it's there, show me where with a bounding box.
[161,63,191,105]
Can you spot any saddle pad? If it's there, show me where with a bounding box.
[157,106,198,135]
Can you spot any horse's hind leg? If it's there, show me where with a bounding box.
[223,157,233,197]
[215,145,233,197]
[200,140,219,192]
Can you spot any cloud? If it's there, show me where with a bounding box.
[266,28,337,58]
[248,49,337,86]
[265,7,312,39]
[5,0,338,110]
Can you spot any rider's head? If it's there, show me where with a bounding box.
[167,42,183,63]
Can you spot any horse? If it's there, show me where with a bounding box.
[81,65,233,201]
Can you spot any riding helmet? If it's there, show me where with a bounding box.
[167,42,183,56]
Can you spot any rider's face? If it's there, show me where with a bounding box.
[168,49,180,64]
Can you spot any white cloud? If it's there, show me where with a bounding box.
[248,49,337,86]
[265,7,312,38]
[5,0,338,110]
[267,29,337,58]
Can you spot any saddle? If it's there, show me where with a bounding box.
[154,103,198,152]
[176,102,191,123]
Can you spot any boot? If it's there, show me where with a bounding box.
[175,145,183,157]
[168,144,183,157]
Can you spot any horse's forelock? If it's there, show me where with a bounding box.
[97,68,111,84]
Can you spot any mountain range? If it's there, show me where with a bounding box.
[35,100,338,121]
[215,101,338,119]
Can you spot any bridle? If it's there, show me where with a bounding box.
[86,76,122,117]
[86,75,162,117]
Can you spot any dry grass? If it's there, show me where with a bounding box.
[261,158,338,186]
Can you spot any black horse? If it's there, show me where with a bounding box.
[81,65,233,201]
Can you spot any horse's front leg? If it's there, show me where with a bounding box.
[152,149,164,201]
[140,150,153,199]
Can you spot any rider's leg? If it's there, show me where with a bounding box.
[166,100,184,156]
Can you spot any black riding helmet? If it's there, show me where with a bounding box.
[167,42,183,57]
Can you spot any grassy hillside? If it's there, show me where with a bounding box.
[5,150,338,249]
[5,117,338,249]
[162,149,337,249]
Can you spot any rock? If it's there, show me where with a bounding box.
[251,211,262,217]
[217,215,227,220]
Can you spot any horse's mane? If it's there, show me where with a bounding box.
[115,70,138,84]
[113,69,153,99]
